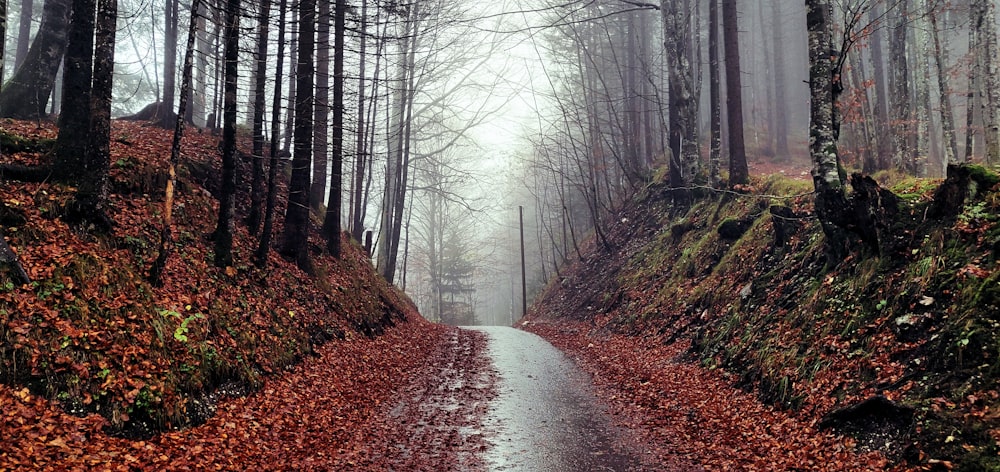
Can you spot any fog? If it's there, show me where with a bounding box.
[2,0,994,325]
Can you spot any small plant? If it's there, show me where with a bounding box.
[158,309,205,343]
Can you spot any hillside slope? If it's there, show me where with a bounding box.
[0,119,417,440]
[521,169,1000,470]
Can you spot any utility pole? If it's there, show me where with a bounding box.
[519,205,527,319]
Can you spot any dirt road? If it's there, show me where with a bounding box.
[471,326,639,471]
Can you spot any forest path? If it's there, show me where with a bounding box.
[469,326,641,471]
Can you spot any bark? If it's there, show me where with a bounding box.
[321,0,345,257]
[974,0,1000,164]
[281,0,314,274]
[888,2,912,171]
[0,0,71,119]
[54,0,95,181]
[213,0,240,269]
[191,2,208,126]
[0,0,5,79]
[255,0,287,268]
[14,0,30,70]
[661,0,700,186]
[772,0,789,161]
[708,0,721,184]
[806,0,849,262]
[929,8,958,166]
[966,15,977,162]
[722,0,747,187]
[868,4,891,170]
[283,22,297,150]
[387,6,421,280]
[377,8,414,282]
[310,0,330,212]
[159,0,179,127]
[915,7,931,176]
[77,0,115,229]
[247,0,271,233]
[350,0,370,243]
[150,0,199,286]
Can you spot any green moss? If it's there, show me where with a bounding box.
[758,173,814,197]
[0,130,55,153]
[965,164,1000,189]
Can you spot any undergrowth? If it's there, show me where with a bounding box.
[530,167,1000,469]
[0,120,415,438]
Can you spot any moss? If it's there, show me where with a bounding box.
[0,130,55,153]
[965,164,1000,189]
[758,173,814,197]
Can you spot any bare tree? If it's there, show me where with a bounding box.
[311,0,331,212]
[282,0,316,273]
[928,3,958,166]
[661,0,700,187]
[150,0,201,285]
[247,0,272,234]
[708,0,721,184]
[213,0,240,268]
[255,0,288,268]
[322,0,346,257]
[0,0,71,118]
[160,0,179,126]
[14,0,30,70]
[722,0,747,186]
[806,0,849,261]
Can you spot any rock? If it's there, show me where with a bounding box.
[820,396,915,457]
[718,218,753,241]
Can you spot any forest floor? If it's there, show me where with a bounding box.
[4,118,998,470]
[518,164,1000,471]
[2,318,908,471]
[3,320,515,470]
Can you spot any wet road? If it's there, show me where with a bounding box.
[469,326,638,471]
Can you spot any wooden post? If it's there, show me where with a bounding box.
[519,206,527,319]
[364,230,373,257]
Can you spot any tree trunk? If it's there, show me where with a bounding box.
[191,2,207,126]
[974,0,1000,164]
[255,0,287,268]
[79,0,115,229]
[150,0,199,286]
[929,7,958,166]
[966,12,978,162]
[888,2,912,172]
[213,0,240,268]
[867,3,891,171]
[0,0,71,119]
[54,0,95,181]
[915,6,932,177]
[806,0,849,262]
[322,0,345,257]
[310,0,329,212]
[377,11,413,282]
[247,0,271,234]
[0,0,6,81]
[159,0,178,127]
[283,21,297,150]
[661,0,700,186]
[350,0,370,243]
[722,0,747,187]
[772,0,789,161]
[14,0,30,70]
[386,7,421,281]
[281,0,314,274]
[708,0,721,184]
